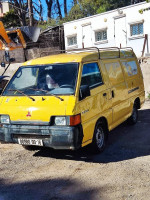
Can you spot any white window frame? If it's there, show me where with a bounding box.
[67,34,77,48]
[128,20,144,40]
[94,28,108,45]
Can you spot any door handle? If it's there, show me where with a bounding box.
[112,90,114,98]
[103,93,107,97]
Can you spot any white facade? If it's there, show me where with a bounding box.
[63,2,150,58]
[0,2,10,17]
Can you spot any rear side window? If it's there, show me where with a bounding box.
[121,61,138,77]
[105,62,124,86]
[81,62,103,89]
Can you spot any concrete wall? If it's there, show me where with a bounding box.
[64,2,150,58]
[140,57,150,98]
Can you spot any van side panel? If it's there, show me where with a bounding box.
[104,60,130,127]
[75,85,112,145]
[121,59,145,109]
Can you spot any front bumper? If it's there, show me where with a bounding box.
[0,123,83,150]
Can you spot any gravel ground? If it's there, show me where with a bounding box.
[0,101,150,200]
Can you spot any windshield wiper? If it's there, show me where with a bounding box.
[29,88,64,101]
[8,89,35,101]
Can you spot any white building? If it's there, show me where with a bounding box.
[63,2,150,58]
[0,1,11,17]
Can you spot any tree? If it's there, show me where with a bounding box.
[1,9,20,28]
[45,0,53,20]
[9,0,43,26]
[55,0,62,19]
[131,0,145,4]
[38,0,43,21]
[28,0,33,26]
[9,0,28,26]
[67,0,147,22]
[64,0,67,17]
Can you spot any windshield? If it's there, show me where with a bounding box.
[3,63,79,96]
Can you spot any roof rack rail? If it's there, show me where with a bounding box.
[40,46,134,59]
[40,47,100,58]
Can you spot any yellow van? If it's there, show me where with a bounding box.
[0,47,145,153]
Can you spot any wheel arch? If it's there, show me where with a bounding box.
[96,116,109,134]
[134,97,140,109]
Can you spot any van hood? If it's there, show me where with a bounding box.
[0,96,76,123]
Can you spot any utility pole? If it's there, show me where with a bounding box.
[28,0,33,26]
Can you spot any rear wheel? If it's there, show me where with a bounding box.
[91,121,107,153]
[128,105,138,125]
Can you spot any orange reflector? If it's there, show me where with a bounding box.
[70,114,81,126]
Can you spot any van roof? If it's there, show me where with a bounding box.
[23,48,135,66]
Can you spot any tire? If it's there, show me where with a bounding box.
[22,145,41,151]
[91,121,107,154]
[127,105,138,125]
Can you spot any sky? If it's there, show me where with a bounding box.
[41,0,73,20]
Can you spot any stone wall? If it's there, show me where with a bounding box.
[25,46,60,60]
[0,48,25,63]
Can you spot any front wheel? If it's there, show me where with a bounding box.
[127,106,138,125]
[91,121,107,153]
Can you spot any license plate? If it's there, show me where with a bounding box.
[18,138,43,146]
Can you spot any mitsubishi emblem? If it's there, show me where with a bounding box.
[26,111,31,117]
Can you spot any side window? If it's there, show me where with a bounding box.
[81,62,103,89]
[122,61,138,77]
[105,62,124,86]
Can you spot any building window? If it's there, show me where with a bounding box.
[95,30,107,42]
[67,35,77,46]
[130,23,143,36]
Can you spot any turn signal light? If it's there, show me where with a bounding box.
[69,114,81,126]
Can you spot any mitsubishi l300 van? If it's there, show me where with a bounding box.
[0,47,145,153]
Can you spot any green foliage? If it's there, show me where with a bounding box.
[38,0,148,30]
[147,92,150,99]
[37,19,58,30]
[66,0,101,21]
[139,6,150,14]
[1,9,20,28]
[67,0,133,21]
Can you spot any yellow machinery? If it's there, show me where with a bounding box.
[0,21,26,50]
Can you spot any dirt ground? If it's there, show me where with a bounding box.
[0,101,150,200]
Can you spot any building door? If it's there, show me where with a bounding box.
[82,24,92,48]
[114,16,127,48]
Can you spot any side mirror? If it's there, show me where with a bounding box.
[5,49,10,62]
[79,85,90,101]
[0,88,3,95]
[1,62,6,68]
[9,58,15,62]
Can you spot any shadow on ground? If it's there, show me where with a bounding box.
[0,178,98,200]
[33,108,150,163]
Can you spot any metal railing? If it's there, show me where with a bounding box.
[40,46,134,59]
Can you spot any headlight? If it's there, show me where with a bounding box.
[54,114,81,126]
[55,117,67,125]
[0,115,10,124]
